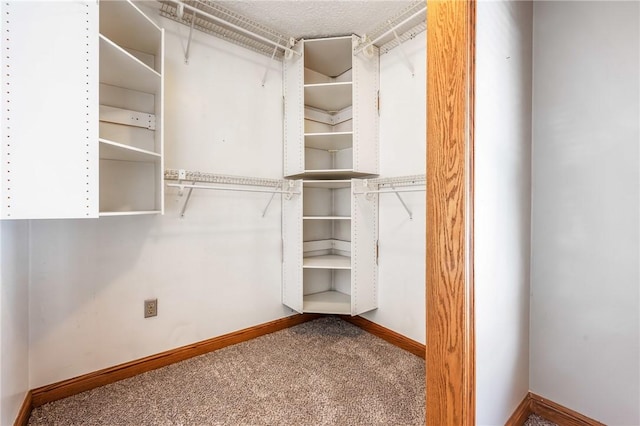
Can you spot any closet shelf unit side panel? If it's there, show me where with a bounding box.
[283,41,305,178]
[351,179,379,315]
[282,180,304,313]
[0,1,99,219]
[352,37,380,176]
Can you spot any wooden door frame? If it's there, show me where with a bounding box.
[426,1,476,425]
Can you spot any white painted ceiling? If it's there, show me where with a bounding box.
[215,1,416,39]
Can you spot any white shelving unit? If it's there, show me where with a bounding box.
[98,0,164,216]
[283,179,378,316]
[284,35,380,179]
[282,36,380,316]
[0,0,164,219]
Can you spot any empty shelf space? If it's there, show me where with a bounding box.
[303,291,350,315]
[99,210,161,217]
[304,82,352,112]
[303,255,351,269]
[99,139,160,162]
[100,0,162,56]
[100,35,160,94]
[304,132,353,150]
[304,36,353,78]
[303,180,351,189]
[303,216,351,220]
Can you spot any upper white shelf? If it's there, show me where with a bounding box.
[100,0,162,58]
[304,82,352,112]
[305,132,353,151]
[100,35,161,94]
[303,255,351,269]
[304,36,353,78]
[99,139,160,163]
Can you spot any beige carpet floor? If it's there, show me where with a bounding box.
[524,414,557,426]
[29,317,426,425]
[28,316,556,426]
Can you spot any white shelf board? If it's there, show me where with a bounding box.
[100,0,161,55]
[305,132,353,151]
[99,210,161,217]
[303,216,351,220]
[304,36,352,77]
[100,35,160,94]
[303,180,351,189]
[99,139,160,163]
[303,255,351,269]
[303,290,351,315]
[289,169,375,179]
[304,82,352,112]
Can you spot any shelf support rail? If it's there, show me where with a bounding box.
[353,6,426,56]
[165,0,300,58]
[184,8,196,64]
[391,22,415,77]
[261,37,281,87]
[165,169,298,218]
[353,174,426,220]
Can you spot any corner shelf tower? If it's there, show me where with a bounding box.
[282,36,380,316]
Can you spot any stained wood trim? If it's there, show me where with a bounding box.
[338,315,426,358]
[31,314,321,408]
[529,392,606,426]
[426,1,476,425]
[505,393,532,426]
[13,390,32,426]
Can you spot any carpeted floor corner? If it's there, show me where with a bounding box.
[524,413,557,426]
[29,317,426,425]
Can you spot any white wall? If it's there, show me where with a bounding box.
[28,9,288,388]
[0,221,30,425]
[475,2,533,424]
[361,34,426,344]
[530,2,639,424]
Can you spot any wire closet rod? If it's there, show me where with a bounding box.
[353,6,427,55]
[166,183,296,195]
[164,0,299,56]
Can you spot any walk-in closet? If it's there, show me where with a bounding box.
[2,1,638,425]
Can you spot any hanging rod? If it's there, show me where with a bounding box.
[354,6,426,56]
[163,0,299,57]
[164,169,297,218]
[165,169,283,187]
[369,174,426,187]
[166,183,297,196]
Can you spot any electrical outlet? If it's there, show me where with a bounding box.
[144,299,157,318]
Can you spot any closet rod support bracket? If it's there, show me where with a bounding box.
[390,184,413,220]
[261,183,281,217]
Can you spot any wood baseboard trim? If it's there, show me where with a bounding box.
[529,392,605,426]
[13,390,32,426]
[338,315,425,358]
[30,313,321,408]
[505,393,532,426]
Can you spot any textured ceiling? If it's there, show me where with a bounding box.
[215,1,416,39]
